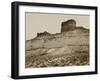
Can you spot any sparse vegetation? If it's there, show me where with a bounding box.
[25,52,89,68]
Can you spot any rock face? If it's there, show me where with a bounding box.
[25,19,89,68]
[61,19,76,32]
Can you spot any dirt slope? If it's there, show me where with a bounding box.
[25,28,89,68]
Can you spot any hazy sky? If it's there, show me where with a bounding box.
[26,12,89,40]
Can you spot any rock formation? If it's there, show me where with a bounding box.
[25,19,89,68]
[61,19,76,32]
[37,31,51,37]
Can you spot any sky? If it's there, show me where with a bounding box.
[26,12,89,40]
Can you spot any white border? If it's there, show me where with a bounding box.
[19,5,95,76]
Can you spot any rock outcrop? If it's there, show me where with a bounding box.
[61,19,76,32]
[37,31,51,37]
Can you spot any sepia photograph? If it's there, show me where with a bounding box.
[25,12,90,68]
[11,2,97,79]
